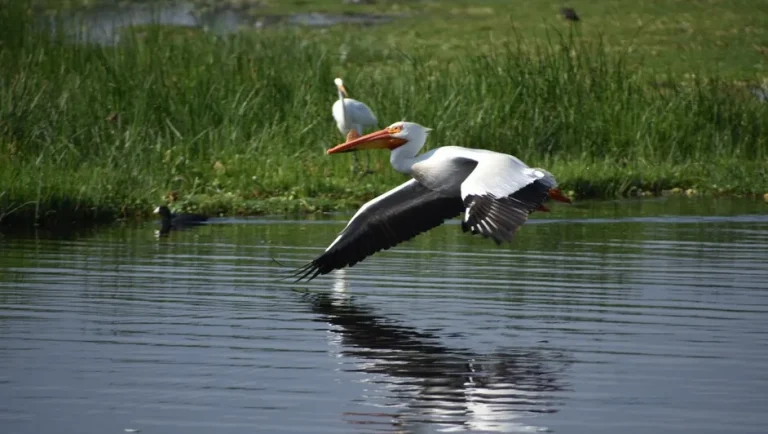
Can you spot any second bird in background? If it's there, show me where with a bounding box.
[153,205,209,236]
[332,77,378,175]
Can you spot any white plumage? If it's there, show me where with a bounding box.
[331,77,378,172]
[332,96,377,138]
[294,121,572,281]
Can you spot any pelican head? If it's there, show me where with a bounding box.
[327,121,431,154]
[334,77,348,97]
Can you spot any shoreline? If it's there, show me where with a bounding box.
[2,188,766,232]
[2,2,767,232]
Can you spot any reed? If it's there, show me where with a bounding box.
[1,2,766,227]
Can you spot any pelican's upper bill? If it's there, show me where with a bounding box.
[327,124,408,154]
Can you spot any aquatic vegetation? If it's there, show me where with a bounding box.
[1,1,767,228]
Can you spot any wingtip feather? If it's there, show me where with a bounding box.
[288,262,319,283]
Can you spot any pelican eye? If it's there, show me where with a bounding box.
[388,125,403,134]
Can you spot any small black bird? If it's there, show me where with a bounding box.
[153,205,208,235]
[560,7,580,22]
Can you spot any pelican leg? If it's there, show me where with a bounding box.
[359,151,377,177]
[352,153,362,174]
[345,130,376,177]
[355,152,376,178]
[345,130,363,174]
[364,153,373,175]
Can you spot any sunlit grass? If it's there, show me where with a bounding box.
[1,1,767,227]
[27,0,768,79]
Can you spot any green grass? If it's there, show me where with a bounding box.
[30,0,768,80]
[1,0,767,228]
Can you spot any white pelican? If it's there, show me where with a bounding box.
[294,121,572,282]
[332,77,378,174]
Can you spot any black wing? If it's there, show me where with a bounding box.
[461,179,551,245]
[295,179,465,281]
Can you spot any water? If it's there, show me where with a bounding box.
[41,1,396,45]
[1,197,767,434]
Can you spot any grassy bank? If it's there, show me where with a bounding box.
[30,0,768,80]
[1,1,767,228]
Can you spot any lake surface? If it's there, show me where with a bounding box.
[1,197,767,434]
[41,1,396,46]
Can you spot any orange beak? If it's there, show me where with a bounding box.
[337,85,348,97]
[327,128,408,155]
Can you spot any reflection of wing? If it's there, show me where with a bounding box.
[460,151,557,244]
[295,179,464,281]
[301,291,571,433]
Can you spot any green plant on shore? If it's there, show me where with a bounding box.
[1,1,767,228]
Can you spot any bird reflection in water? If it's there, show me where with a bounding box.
[299,274,572,433]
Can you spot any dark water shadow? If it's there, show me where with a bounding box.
[0,223,104,242]
[299,288,572,433]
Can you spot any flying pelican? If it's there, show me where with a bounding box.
[294,121,572,281]
[332,77,378,174]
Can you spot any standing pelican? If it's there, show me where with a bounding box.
[332,77,378,174]
[294,121,572,281]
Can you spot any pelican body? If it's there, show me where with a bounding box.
[294,122,572,281]
[332,78,377,172]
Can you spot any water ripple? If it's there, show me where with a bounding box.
[0,202,767,434]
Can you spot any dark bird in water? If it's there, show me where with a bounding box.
[560,7,580,22]
[153,205,208,235]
